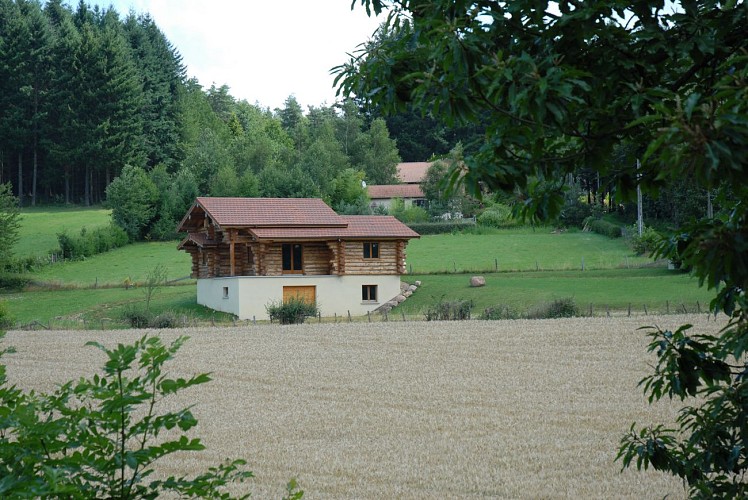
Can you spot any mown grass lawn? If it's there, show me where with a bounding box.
[29,241,192,286]
[406,228,651,273]
[3,283,230,326]
[398,268,715,316]
[16,206,111,257]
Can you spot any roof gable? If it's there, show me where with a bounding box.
[397,162,432,184]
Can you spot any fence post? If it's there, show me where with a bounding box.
[384,310,388,322]
[644,304,648,315]
[253,315,256,325]
[606,305,610,317]
[334,312,337,323]
[697,301,701,313]
[628,303,631,317]
[588,303,593,317]
[348,310,352,322]
[367,311,371,323]
[402,311,406,321]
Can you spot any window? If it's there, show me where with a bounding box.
[362,284,378,302]
[363,242,379,259]
[222,286,229,299]
[282,243,303,273]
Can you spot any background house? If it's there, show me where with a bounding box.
[367,162,431,210]
[177,197,419,320]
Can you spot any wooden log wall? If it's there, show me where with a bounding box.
[343,241,400,275]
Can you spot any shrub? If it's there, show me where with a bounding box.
[560,198,593,228]
[526,298,579,319]
[585,217,623,238]
[122,306,152,328]
[629,225,661,255]
[150,311,178,329]
[266,298,318,324]
[0,333,257,498]
[424,298,474,321]
[0,301,12,329]
[476,204,518,228]
[479,304,519,320]
[406,219,476,234]
[0,273,31,291]
[57,224,129,260]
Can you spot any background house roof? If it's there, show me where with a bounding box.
[396,162,432,184]
[367,184,424,200]
[192,197,346,228]
[249,216,419,240]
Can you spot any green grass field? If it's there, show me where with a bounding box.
[397,268,715,317]
[30,241,192,286]
[1,210,716,327]
[406,228,651,273]
[16,206,111,257]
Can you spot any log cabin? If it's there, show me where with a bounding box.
[177,197,420,320]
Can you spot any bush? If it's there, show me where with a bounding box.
[122,306,152,328]
[479,304,519,320]
[0,273,31,291]
[560,199,593,228]
[150,311,178,329]
[0,333,258,497]
[57,224,129,260]
[477,204,518,228]
[406,219,477,234]
[266,298,318,324]
[526,298,579,319]
[629,225,661,255]
[424,298,474,321]
[584,217,623,238]
[0,301,12,329]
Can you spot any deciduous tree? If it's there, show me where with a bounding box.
[336,1,748,496]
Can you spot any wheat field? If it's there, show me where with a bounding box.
[3,315,725,498]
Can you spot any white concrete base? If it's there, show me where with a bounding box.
[196,275,402,320]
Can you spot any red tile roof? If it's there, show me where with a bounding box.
[193,197,346,228]
[367,184,424,200]
[397,162,432,184]
[178,197,419,240]
[249,216,419,240]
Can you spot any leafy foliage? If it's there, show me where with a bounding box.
[338,1,748,494]
[526,298,579,319]
[424,297,473,321]
[56,224,129,260]
[0,333,256,498]
[266,297,318,325]
[0,183,21,268]
[585,218,623,239]
[105,165,159,241]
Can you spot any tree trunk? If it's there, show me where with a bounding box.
[64,165,70,204]
[84,164,91,206]
[32,147,38,206]
[17,151,23,207]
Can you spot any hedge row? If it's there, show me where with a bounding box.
[406,219,477,235]
[585,218,623,238]
[57,224,129,260]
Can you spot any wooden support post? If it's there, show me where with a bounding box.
[229,230,235,276]
[348,310,352,322]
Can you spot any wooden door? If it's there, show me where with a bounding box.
[283,285,316,305]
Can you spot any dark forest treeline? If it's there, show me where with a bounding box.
[0,0,410,232]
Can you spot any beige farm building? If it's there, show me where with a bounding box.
[177,197,419,320]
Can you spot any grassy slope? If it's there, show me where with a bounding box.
[2,210,714,324]
[30,241,192,286]
[398,268,715,316]
[406,228,651,273]
[16,206,111,257]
